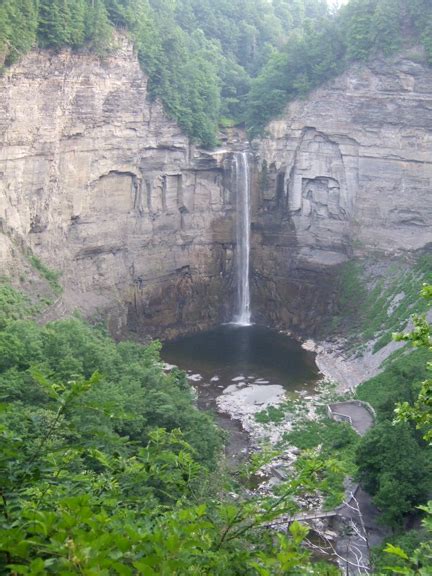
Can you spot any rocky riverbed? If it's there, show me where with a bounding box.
[161,324,388,575]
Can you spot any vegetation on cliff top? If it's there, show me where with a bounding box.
[0,0,328,147]
[246,0,432,136]
[2,0,432,146]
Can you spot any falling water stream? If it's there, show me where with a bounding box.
[233,151,251,325]
[161,147,320,461]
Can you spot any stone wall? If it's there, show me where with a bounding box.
[0,40,236,338]
[253,49,432,332]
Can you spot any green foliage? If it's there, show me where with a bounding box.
[86,0,113,55]
[36,0,113,53]
[0,294,343,573]
[355,284,432,530]
[339,0,376,61]
[331,255,432,352]
[2,0,432,141]
[0,0,332,146]
[255,404,287,424]
[333,261,368,333]
[0,359,340,573]
[286,418,358,456]
[122,0,331,146]
[372,528,428,573]
[355,421,431,528]
[380,503,432,573]
[246,19,345,137]
[38,0,88,50]
[391,285,432,445]
[246,0,432,136]
[0,285,32,329]
[285,417,360,509]
[0,315,223,466]
[0,0,38,66]
[356,348,430,420]
[369,0,402,56]
[375,285,432,569]
[27,255,62,294]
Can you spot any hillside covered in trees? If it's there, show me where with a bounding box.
[0,285,345,574]
[0,0,328,146]
[246,0,432,135]
[2,0,432,146]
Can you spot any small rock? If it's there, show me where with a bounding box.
[162,362,177,371]
[187,374,203,382]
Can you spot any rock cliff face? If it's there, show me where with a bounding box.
[2,44,432,338]
[253,50,432,331]
[0,40,235,338]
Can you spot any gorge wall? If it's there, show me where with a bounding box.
[1,43,432,339]
[0,40,236,338]
[253,48,432,332]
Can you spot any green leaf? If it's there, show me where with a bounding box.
[384,543,410,560]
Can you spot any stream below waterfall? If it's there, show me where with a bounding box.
[161,323,320,463]
[162,325,388,574]
[159,143,387,573]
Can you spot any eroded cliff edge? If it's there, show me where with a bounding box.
[0,40,235,338]
[253,49,432,332]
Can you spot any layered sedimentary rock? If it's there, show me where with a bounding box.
[253,49,432,331]
[2,42,432,338]
[0,40,235,337]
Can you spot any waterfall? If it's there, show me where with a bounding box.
[233,151,252,326]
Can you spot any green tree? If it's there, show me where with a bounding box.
[379,284,432,573]
[38,0,73,49]
[339,0,377,61]
[393,284,432,443]
[3,0,431,150]
[0,0,38,65]
[246,16,343,137]
[0,329,339,573]
[356,421,431,529]
[370,0,402,56]
[86,0,113,55]
[68,0,87,47]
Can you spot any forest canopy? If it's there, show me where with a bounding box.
[1,0,432,145]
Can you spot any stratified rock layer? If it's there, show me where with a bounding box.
[1,45,432,337]
[0,41,235,337]
[254,50,432,331]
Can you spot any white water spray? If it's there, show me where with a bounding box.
[233,151,251,326]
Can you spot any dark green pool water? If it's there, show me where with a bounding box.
[162,323,319,393]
